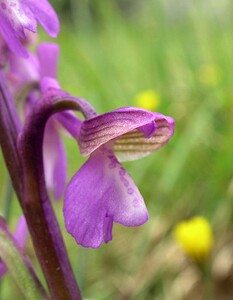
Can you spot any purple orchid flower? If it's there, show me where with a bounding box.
[0,215,28,277]
[64,107,175,248]
[0,0,59,57]
[8,43,67,199]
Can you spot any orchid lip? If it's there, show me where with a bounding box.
[64,145,149,248]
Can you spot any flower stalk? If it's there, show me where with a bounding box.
[0,73,82,299]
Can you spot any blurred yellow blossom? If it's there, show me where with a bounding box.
[135,89,160,111]
[198,64,221,87]
[174,216,213,262]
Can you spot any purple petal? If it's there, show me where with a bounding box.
[114,113,175,161]
[64,146,148,248]
[0,1,37,35]
[24,0,60,38]
[9,51,39,83]
[14,215,28,249]
[78,107,155,156]
[55,111,82,139]
[0,11,28,57]
[53,138,67,200]
[137,121,157,138]
[0,0,59,57]
[0,216,7,276]
[40,77,60,92]
[103,216,113,243]
[43,119,67,200]
[37,43,59,78]
[0,35,8,66]
[0,262,7,277]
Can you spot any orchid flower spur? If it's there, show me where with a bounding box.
[64,107,175,248]
[0,0,59,57]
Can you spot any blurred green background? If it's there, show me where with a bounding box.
[1,0,233,299]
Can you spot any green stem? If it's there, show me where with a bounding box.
[0,218,48,300]
[198,261,215,300]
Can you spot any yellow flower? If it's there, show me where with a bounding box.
[135,89,160,111]
[198,64,221,87]
[174,216,213,262]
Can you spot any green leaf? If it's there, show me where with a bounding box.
[0,218,48,300]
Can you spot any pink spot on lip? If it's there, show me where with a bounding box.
[133,198,140,207]
[122,178,129,187]
[119,168,126,176]
[127,188,134,195]
[108,163,116,169]
[1,3,7,10]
